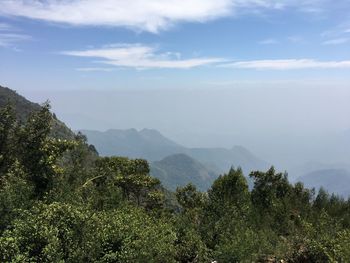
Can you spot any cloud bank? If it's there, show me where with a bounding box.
[0,0,328,33]
[63,44,223,69]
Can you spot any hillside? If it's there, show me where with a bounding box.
[297,169,350,198]
[150,153,218,191]
[0,85,75,140]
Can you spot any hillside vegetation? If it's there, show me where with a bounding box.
[0,89,350,262]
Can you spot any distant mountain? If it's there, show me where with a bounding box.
[0,85,74,139]
[80,129,185,161]
[186,145,269,175]
[150,153,218,191]
[297,169,350,198]
[81,128,270,190]
[81,129,269,174]
[290,161,350,181]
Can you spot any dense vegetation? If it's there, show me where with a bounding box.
[0,103,350,262]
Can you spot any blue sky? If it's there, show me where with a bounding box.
[0,0,350,90]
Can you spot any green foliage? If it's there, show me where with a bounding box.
[85,156,162,210]
[96,206,176,263]
[0,104,16,175]
[208,167,250,211]
[0,202,98,262]
[173,215,210,263]
[15,103,73,197]
[250,167,290,212]
[250,167,295,234]
[176,183,206,212]
[0,161,34,232]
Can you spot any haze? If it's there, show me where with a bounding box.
[1,0,350,177]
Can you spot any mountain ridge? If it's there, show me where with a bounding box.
[0,85,75,140]
[297,168,350,198]
[81,128,269,172]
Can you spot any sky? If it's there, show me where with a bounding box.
[0,0,350,170]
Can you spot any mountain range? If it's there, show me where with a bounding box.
[1,84,349,196]
[80,129,269,173]
[298,169,350,198]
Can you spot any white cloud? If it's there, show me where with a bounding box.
[63,44,224,69]
[0,0,233,33]
[221,59,350,70]
[0,0,331,33]
[0,33,31,47]
[322,38,349,45]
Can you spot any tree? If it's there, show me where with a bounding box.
[249,167,295,233]
[208,167,250,211]
[15,103,73,197]
[200,168,253,259]
[0,161,34,232]
[175,184,209,263]
[176,183,206,212]
[314,187,330,210]
[0,202,98,262]
[96,206,177,263]
[0,104,16,175]
[83,157,163,210]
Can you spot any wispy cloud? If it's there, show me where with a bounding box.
[221,59,350,70]
[287,36,306,44]
[322,38,349,45]
[62,44,224,69]
[259,38,279,45]
[321,22,350,45]
[259,36,307,45]
[0,22,14,31]
[0,0,336,33]
[0,22,31,49]
[0,33,31,47]
[76,67,116,72]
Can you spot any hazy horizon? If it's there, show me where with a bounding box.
[1,0,350,176]
[5,84,348,177]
